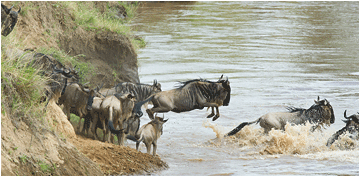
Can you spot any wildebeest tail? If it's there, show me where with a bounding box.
[225,118,261,136]
[108,107,122,135]
[108,120,122,135]
[126,134,144,143]
[133,95,154,117]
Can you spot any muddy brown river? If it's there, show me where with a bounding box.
[128,2,359,176]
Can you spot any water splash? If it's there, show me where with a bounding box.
[203,120,358,163]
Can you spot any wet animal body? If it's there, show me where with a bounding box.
[134,75,231,121]
[127,114,168,156]
[226,96,335,136]
[1,3,21,36]
[326,110,359,147]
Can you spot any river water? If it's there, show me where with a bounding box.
[128,2,359,176]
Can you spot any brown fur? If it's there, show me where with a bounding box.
[99,93,136,145]
[58,83,100,132]
[127,115,168,156]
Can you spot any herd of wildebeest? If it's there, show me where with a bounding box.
[2,3,359,156]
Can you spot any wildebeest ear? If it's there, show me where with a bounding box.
[324,99,329,105]
[314,96,320,104]
[153,79,157,86]
[162,119,168,123]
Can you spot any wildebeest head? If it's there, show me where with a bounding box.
[153,79,162,92]
[326,110,359,147]
[115,93,137,121]
[218,75,231,106]
[343,110,359,131]
[1,3,21,36]
[313,96,335,126]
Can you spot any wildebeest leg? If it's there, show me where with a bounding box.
[117,132,125,146]
[207,107,215,118]
[152,141,157,156]
[77,113,83,133]
[145,142,151,154]
[82,113,91,135]
[212,106,220,121]
[91,114,99,140]
[63,106,71,121]
[136,142,140,151]
[101,119,107,142]
[310,124,320,132]
[147,106,172,119]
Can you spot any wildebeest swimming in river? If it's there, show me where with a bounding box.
[326,110,359,147]
[1,3,21,36]
[133,75,231,121]
[226,96,335,136]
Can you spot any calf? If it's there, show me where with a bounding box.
[127,114,168,156]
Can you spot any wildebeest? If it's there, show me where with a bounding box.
[133,75,231,120]
[1,3,21,36]
[226,96,335,136]
[29,52,81,107]
[326,110,359,147]
[58,83,101,132]
[99,93,137,145]
[127,114,168,156]
[115,80,162,108]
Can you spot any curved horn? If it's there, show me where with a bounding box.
[344,110,348,118]
[17,7,21,13]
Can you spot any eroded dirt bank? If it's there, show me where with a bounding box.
[1,1,168,175]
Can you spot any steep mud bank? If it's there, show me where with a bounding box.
[1,1,167,176]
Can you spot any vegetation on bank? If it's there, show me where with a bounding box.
[1,1,144,117]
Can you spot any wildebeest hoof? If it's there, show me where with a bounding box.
[212,115,220,121]
[207,113,215,118]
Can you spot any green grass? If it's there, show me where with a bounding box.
[37,160,56,174]
[20,154,28,163]
[1,49,47,119]
[57,2,139,37]
[36,47,95,84]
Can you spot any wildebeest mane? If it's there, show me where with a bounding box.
[287,103,329,124]
[175,78,213,89]
[115,82,158,103]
